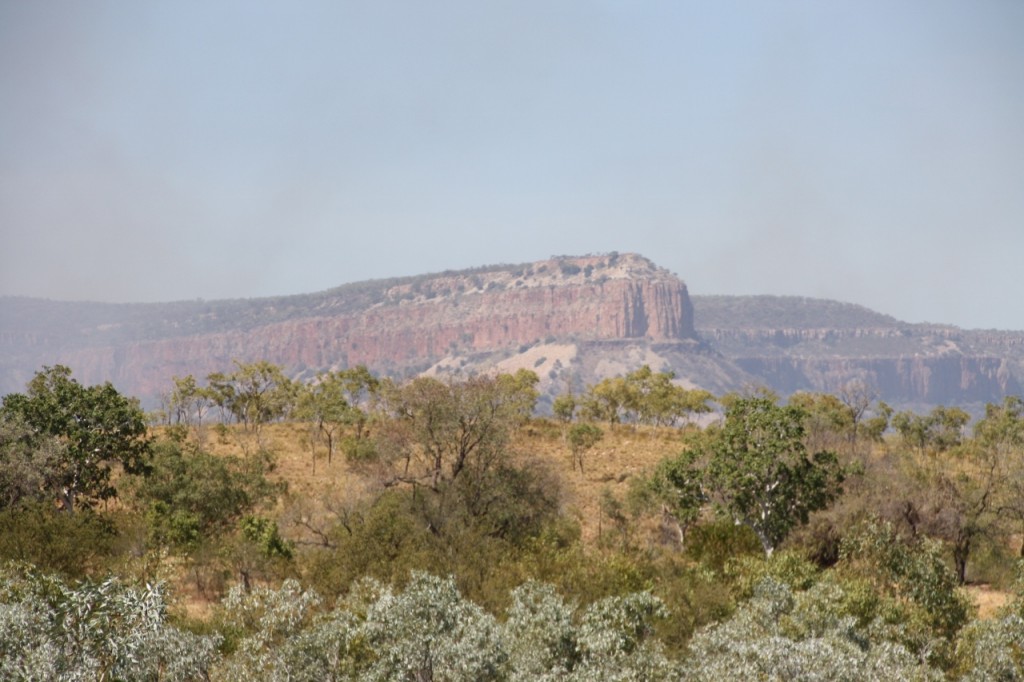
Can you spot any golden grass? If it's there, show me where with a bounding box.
[153,417,1024,618]
[197,419,686,544]
[172,420,1022,620]
[965,584,1013,619]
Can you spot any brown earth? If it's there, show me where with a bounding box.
[205,420,686,545]
[167,420,1019,621]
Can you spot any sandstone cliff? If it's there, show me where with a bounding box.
[2,258,1022,412]
[0,254,702,405]
[692,296,1024,409]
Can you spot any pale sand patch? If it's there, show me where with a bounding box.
[965,584,1013,619]
[494,343,578,376]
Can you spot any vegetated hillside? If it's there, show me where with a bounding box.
[214,420,685,547]
[692,295,904,330]
[2,254,1023,411]
[8,358,1024,679]
[692,295,1024,409]
[0,253,722,405]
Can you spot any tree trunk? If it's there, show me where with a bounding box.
[749,523,774,558]
[954,535,970,585]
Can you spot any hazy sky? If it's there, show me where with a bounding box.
[2,1,1022,330]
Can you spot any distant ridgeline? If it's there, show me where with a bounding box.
[1,253,1022,411]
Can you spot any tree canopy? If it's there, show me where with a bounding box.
[0,365,150,512]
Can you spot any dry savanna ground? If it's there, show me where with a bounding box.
[187,420,1014,618]
[199,419,684,545]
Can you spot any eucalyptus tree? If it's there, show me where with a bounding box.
[624,365,713,427]
[652,397,844,558]
[0,412,64,510]
[682,577,944,681]
[134,439,281,553]
[0,565,220,680]
[892,405,971,455]
[368,371,557,543]
[160,374,214,444]
[297,370,355,469]
[0,365,150,513]
[214,572,674,682]
[976,397,1024,556]
[567,423,602,473]
[207,361,297,450]
[580,377,629,425]
[707,397,845,556]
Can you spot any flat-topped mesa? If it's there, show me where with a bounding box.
[331,254,697,369]
[1,253,698,402]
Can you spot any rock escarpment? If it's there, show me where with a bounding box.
[2,258,1022,412]
[0,254,699,404]
[692,296,1024,409]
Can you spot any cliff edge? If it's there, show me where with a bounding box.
[0,253,700,403]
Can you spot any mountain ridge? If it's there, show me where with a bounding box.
[2,254,1022,412]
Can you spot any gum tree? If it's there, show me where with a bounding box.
[702,397,844,557]
[0,365,150,513]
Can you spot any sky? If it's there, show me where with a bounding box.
[2,1,1022,330]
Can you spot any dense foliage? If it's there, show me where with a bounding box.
[5,363,1024,679]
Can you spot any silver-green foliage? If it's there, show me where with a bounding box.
[0,565,220,681]
[955,614,1024,682]
[216,572,673,682]
[682,578,943,682]
[504,581,674,682]
[16,562,1017,681]
[953,562,1024,681]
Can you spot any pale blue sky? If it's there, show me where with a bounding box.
[2,1,1022,329]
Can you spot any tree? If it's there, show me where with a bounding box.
[207,361,296,441]
[675,387,715,427]
[297,371,354,469]
[133,439,280,553]
[975,396,1024,452]
[636,448,707,548]
[909,442,1003,584]
[0,564,221,680]
[374,373,537,493]
[682,577,944,681]
[701,397,845,557]
[840,519,971,642]
[621,365,712,427]
[787,392,855,454]
[369,372,555,542]
[0,365,150,513]
[215,573,674,682]
[363,572,506,681]
[890,426,1010,585]
[976,397,1024,556]
[567,423,602,473]
[496,368,541,421]
[0,411,64,509]
[159,374,214,444]
[552,391,576,424]
[892,405,970,455]
[838,380,874,446]
[623,365,659,425]
[861,400,893,443]
[580,377,629,425]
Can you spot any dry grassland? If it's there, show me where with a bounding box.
[200,419,686,544]
[189,421,1014,618]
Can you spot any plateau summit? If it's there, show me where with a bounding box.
[2,253,1021,412]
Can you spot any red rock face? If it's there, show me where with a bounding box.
[36,255,698,403]
[9,253,1016,410]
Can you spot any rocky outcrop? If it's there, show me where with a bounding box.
[1,254,698,404]
[692,296,1024,409]
[3,258,1022,412]
[732,355,1020,405]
